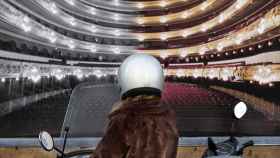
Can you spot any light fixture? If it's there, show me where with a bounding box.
[160,51,168,59]
[181,12,191,19]
[235,34,243,45]
[90,45,97,52]
[114,30,121,36]
[254,65,274,84]
[68,17,76,26]
[137,3,144,9]
[159,1,167,7]
[182,30,190,38]
[67,40,75,49]
[235,3,242,9]
[160,34,168,41]
[21,16,31,32]
[193,69,201,78]
[95,70,103,78]
[98,56,103,61]
[113,14,120,21]
[208,69,218,79]
[199,46,208,55]
[52,69,64,80]
[200,1,209,10]
[257,18,266,34]
[67,0,75,6]
[220,68,232,81]
[28,67,41,83]
[21,24,31,32]
[23,16,30,23]
[137,18,144,25]
[201,24,208,32]
[160,16,168,23]
[90,8,96,15]
[138,35,145,42]
[48,31,57,43]
[180,49,187,58]
[73,69,84,80]
[49,3,58,14]
[113,48,121,54]
[235,0,245,9]
[176,69,185,78]
[91,25,97,33]
[217,43,224,52]
[218,14,225,23]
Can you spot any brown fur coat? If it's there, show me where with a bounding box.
[91,95,179,158]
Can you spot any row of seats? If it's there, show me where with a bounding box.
[0,82,279,137]
[168,77,280,104]
[162,83,238,107]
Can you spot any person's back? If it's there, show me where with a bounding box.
[91,54,179,158]
[92,95,178,158]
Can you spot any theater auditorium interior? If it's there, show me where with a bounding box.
[0,0,280,157]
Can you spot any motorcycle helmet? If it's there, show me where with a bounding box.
[118,54,164,99]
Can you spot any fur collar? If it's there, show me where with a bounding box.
[110,95,161,115]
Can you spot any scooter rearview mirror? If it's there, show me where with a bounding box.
[38,131,54,152]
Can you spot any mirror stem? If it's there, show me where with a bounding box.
[62,127,70,154]
[54,146,64,156]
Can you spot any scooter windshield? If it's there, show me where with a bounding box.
[61,82,120,137]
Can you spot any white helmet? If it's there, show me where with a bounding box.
[118,54,164,99]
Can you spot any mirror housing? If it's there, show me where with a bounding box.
[39,131,54,151]
[234,102,247,119]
